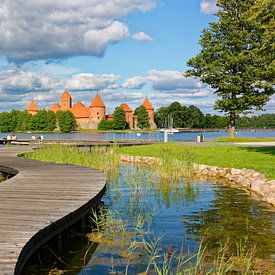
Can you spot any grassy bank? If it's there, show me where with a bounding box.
[210,137,275,142]
[118,143,275,179]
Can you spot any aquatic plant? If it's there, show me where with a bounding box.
[24,144,120,179]
[87,204,273,274]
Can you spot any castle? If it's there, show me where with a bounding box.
[26,90,156,129]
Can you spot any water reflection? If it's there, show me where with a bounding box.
[22,164,275,274]
[81,165,274,273]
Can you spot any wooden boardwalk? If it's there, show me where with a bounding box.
[0,146,106,275]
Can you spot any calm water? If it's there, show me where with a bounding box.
[23,164,275,274]
[0,129,275,142]
[80,165,274,274]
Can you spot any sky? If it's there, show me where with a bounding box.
[0,0,274,114]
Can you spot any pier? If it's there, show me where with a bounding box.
[0,146,106,274]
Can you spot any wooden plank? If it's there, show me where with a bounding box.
[0,146,106,274]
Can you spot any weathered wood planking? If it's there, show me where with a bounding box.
[0,146,106,275]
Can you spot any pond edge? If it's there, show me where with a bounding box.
[120,154,275,207]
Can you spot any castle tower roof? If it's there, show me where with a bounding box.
[120,103,132,112]
[50,103,60,112]
[61,90,72,99]
[26,100,39,111]
[73,101,85,108]
[71,101,89,118]
[142,97,154,110]
[90,93,105,108]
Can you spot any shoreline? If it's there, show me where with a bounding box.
[120,154,275,207]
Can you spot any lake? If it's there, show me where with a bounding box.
[0,129,274,142]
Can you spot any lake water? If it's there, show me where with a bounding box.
[23,164,275,274]
[0,129,274,142]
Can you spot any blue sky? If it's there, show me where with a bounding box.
[0,0,274,114]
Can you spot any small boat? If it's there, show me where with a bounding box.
[159,128,179,133]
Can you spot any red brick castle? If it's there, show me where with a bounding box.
[26,90,156,129]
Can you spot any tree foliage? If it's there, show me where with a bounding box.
[97,119,114,130]
[155,102,204,128]
[186,0,274,137]
[0,110,76,133]
[113,107,128,130]
[134,105,150,129]
[56,110,77,133]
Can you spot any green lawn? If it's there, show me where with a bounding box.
[118,143,275,179]
[210,137,275,142]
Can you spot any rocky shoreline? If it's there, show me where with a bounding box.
[120,154,275,207]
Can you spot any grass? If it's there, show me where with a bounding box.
[24,144,121,179]
[210,137,275,142]
[118,143,275,179]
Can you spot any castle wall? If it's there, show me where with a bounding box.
[125,112,134,129]
[89,107,105,122]
[76,118,99,129]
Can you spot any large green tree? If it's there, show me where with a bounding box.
[134,105,150,129]
[56,110,77,133]
[113,107,128,130]
[186,0,274,137]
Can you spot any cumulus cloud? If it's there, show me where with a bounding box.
[63,73,120,91]
[122,76,146,89]
[200,0,217,14]
[147,70,209,97]
[0,69,57,94]
[0,0,157,63]
[132,32,153,41]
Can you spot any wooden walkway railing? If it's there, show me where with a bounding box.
[0,146,106,275]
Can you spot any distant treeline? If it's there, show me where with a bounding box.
[155,102,275,129]
[0,110,77,133]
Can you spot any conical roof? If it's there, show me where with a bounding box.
[71,102,89,118]
[50,103,60,112]
[142,97,154,110]
[26,100,39,111]
[73,101,85,108]
[120,103,132,112]
[61,90,72,99]
[90,93,105,108]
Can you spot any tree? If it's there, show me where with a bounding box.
[57,110,77,133]
[113,107,128,130]
[134,105,150,129]
[186,0,274,137]
[16,111,32,131]
[97,119,114,130]
[45,111,57,131]
[0,112,12,132]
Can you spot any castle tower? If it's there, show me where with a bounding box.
[50,103,61,113]
[89,93,106,122]
[120,103,133,129]
[26,100,39,115]
[60,90,72,110]
[142,97,156,128]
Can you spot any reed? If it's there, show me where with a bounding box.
[88,205,270,274]
[24,144,120,179]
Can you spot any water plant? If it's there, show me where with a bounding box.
[24,144,121,179]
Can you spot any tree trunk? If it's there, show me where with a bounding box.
[228,114,236,138]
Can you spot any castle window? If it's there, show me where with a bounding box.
[97,112,99,115]
[98,117,100,119]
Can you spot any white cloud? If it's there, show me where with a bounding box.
[147,69,208,96]
[0,69,57,94]
[200,0,217,15]
[122,76,146,89]
[0,0,157,63]
[63,73,120,91]
[132,32,153,41]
